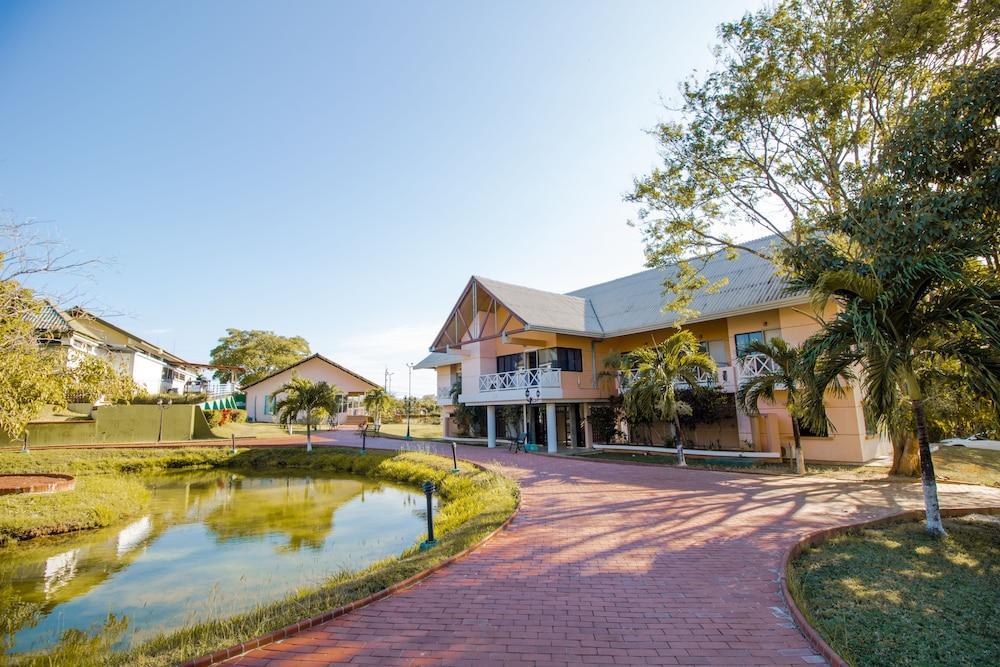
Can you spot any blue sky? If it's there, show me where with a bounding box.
[0,0,762,396]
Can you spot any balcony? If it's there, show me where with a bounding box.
[619,365,736,394]
[461,368,563,404]
[736,353,780,383]
[437,385,454,406]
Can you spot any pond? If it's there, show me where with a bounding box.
[2,469,437,656]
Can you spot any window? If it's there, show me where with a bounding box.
[264,395,274,415]
[496,353,521,374]
[734,331,765,357]
[537,347,583,372]
[798,418,828,438]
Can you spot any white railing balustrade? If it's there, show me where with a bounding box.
[620,366,734,393]
[478,367,562,393]
[737,353,780,382]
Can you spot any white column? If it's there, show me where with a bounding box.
[546,403,558,453]
[486,405,497,448]
[583,403,593,448]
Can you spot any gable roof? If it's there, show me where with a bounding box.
[241,353,380,391]
[67,306,189,365]
[431,235,807,347]
[473,276,604,335]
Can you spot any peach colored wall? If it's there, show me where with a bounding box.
[245,357,376,422]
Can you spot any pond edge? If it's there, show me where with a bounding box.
[180,462,521,667]
[780,505,1000,667]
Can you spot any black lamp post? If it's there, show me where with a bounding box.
[524,388,540,446]
[419,481,438,550]
[450,441,460,473]
[156,398,173,443]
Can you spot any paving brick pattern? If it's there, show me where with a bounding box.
[227,435,1000,666]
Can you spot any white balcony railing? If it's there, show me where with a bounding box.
[437,386,454,404]
[478,367,562,393]
[736,353,780,382]
[619,365,735,393]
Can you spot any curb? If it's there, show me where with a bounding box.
[780,505,1000,667]
[180,463,521,667]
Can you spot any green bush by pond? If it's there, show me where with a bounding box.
[788,516,1000,667]
[0,446,519,666]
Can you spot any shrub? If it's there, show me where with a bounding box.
[133,393,208,405]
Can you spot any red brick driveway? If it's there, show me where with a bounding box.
[226,434,1000,666]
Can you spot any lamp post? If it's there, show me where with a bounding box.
[450,441,460,473]
[405,362,415,441]
[419,481,438,550]
[524,388,540,445]
[156,398,173,443]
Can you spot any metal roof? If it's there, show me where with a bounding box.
[29,300,74,334]
[568,235,803,335]
[446,235,805,341]
[474,276,604,335]
[414,352,465,369]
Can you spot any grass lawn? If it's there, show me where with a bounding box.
[810,446,1000,487]
[789,515,1000,666]
[377,422,444,439]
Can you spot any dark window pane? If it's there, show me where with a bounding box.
[735,331,764,357]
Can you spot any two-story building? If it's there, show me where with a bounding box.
[32,301,202,396]
[416,236,889,464]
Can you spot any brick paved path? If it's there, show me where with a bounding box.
[227,434,1000,666]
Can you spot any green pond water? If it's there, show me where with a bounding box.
[2,469,437,656]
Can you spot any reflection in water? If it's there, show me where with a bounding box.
[2,470,434,656]
[116,517,152,557]
[42,549,79,597]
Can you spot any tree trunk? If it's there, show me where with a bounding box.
[889,432,920,477]
[673,415,687,467]
[912,398,946,537]
[306,421,313,453]
[791,417,806,475]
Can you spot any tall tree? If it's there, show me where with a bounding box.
[736,337,834,474]
[786,64,1000,537]
[210,329,310,386]
[629,0,999,316]
[274,377,340,453]
[624,330,716,466]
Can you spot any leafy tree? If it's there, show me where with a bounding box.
[210,329,310,386]
[786,64,1000,536]
[63,355,143,404]
[362,387,393,427]
[629,0,998,316]
[0,267,65,439]
[623,331,716,466]
[735,337,834,474]
[274,377,340,453]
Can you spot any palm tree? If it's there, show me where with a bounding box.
[625,330,716,466]
[799,262,1000,537]
[735,337,834,475]
[274,377,340,453]
[362,387,392,428]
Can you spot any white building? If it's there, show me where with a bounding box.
[32,301,199,396]
[242,354,379,425]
